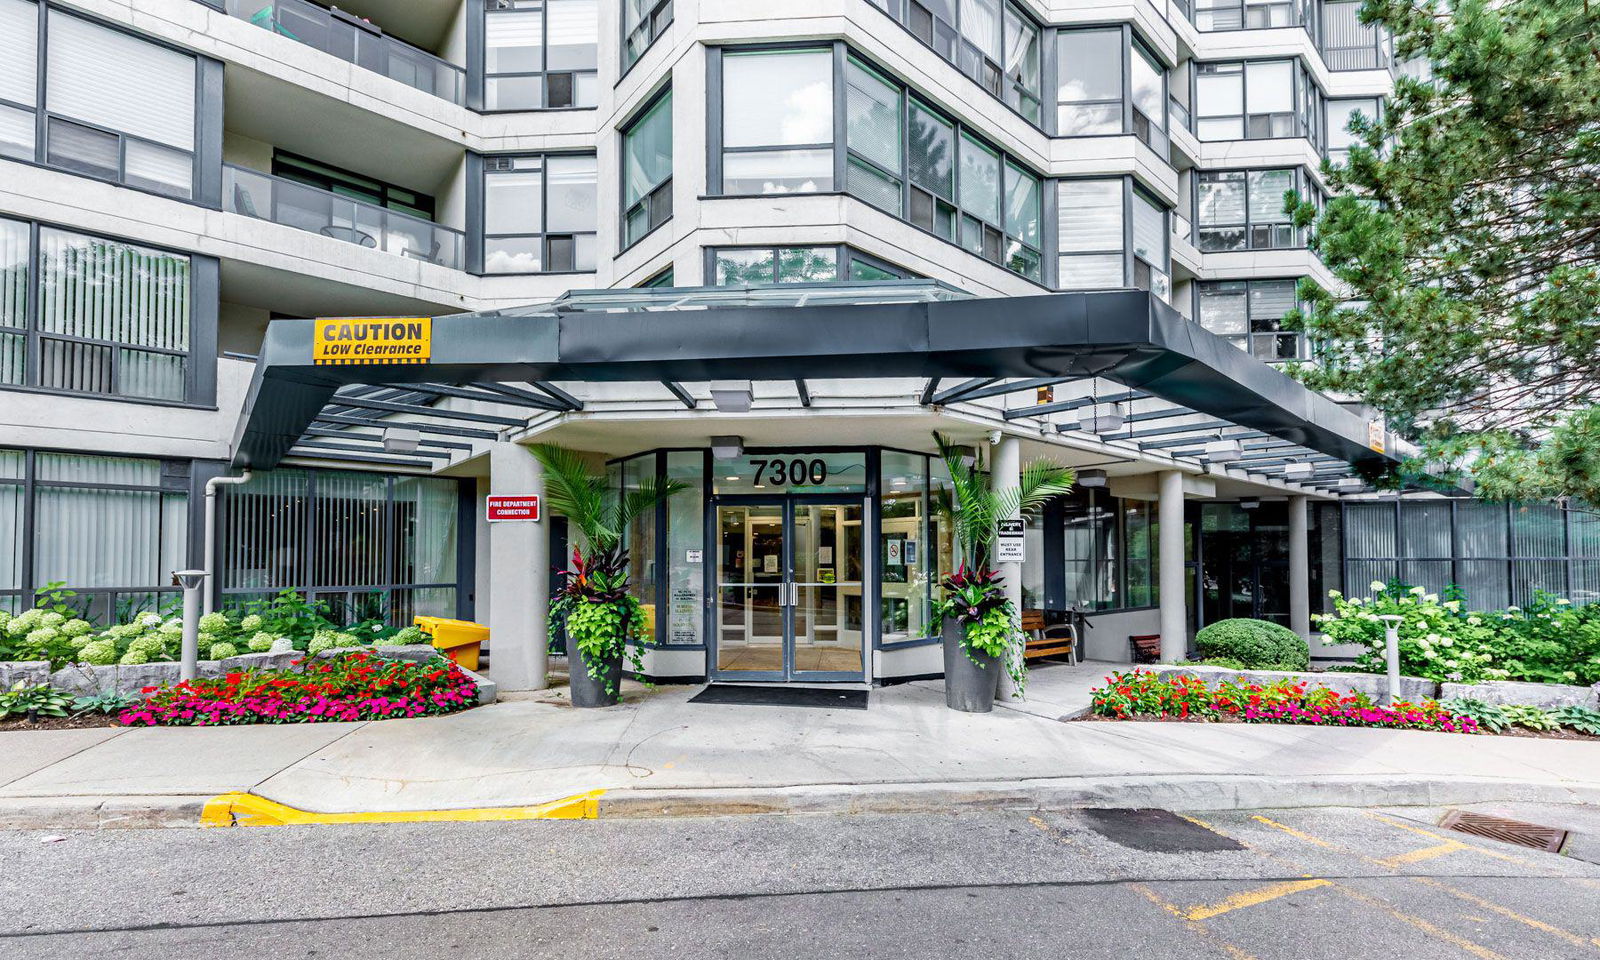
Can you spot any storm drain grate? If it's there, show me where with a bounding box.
[1439,810,1568,853]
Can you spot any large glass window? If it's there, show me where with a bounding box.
[622,91,672,247]
[1321,0,1386,71]
[1057,179,1125,289]
[26,8,199,198]
[1326,97,1379,164]
[710,246,916,285]
[1056,29,1123,135]
[1130,41,1168,153]
[1195,169,1305,251]
[219,468,462,624]
[846,58,904,215]
[881,451,934,644]
[1058,489,1156,611]
[274,151,435,220]
[1196,59,1321,143]
[483,0,598,110]
[0,449,190,620]
[1197,278,1306,361]
[0,217,194,402]
[622,0,672,71]
[1131,187,1169,301]
[721,49,834,195]
[869,0,1042,124]
[1196,0,1312,31]
[480,153,597,273]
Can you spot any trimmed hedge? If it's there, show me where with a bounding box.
[1195,618,1309,670]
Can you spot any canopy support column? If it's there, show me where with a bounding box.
[1289,494,1311,640]
[1158,470,1187,662]
[488,442,549,691]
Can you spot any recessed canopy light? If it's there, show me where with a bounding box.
[1205,438,1244,463]
[725,476,740,481]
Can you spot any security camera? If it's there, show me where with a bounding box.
[987,430,1003,445]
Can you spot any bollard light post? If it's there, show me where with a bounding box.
[1376,614,1404,706]
[174,570,208,682]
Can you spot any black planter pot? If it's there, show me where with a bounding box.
[566,633,624,708]
[941,616,1001,713]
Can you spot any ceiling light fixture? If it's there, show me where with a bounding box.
[709,381,753,413]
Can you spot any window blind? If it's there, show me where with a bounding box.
[0,0,37,107]
[46,11,196,150]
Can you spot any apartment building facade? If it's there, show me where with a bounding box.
[4,0,1593,689]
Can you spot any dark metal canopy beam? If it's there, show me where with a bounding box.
[285,449,433,469]
[1140,430,1272,451]
[312,414,500,441]
[293,439,453,460]
[918,377,941,405]
[329,396,526,426]
[302,427,473,451]
[796,379,812,407]
[394,382,565,410]
[661,381,697,409]
[930,377,999,405]
[232,290,1411,473]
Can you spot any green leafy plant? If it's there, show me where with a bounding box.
[240,590,339,646]
[32,582,83,618]
[1499,703,1560,732]
[530,444,686,699]
[1550,705,1600,736]
[935,567,1015,661]
[0,682,75,719]
[72,690,141,715]
[1195,618,1309,671]
[1437,697,1511,734]
[1194,657,1251,671]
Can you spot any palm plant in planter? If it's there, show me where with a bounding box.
[933,432,1075,712]
[530,444,686,707]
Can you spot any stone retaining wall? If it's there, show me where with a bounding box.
[1152,664,1600,710]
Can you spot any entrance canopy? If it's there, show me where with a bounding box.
[231,283,1409,489]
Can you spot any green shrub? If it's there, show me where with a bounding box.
[1194,618,1309,670]
[1550,705,1600,736]
[1500,703,1560,732]
[1195,657,1251,671]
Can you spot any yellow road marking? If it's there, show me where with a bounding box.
[1130,883,1262,960]
[200,789,604,827]
[1254,813,1600,953]
[1412,877,1600,951]
[1328,883,1509,960]
[1364,811,1600,890]
[1376,840,1467,868]
[1181,878,1332,921]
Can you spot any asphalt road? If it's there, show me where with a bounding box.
[2,803,1598,959]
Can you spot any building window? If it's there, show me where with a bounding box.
[1130,40,1168,153]
[274,151,435,221]
[720,49,834,195]
[1321,0,1387,71]
[845,58,905,215]
[1130,186,1169,300]
[709,245,914,285]
[218,468,462,625]
[11,6,200,198]
[482,0,598,110]
[480,153,597,273]
[0,448,190,619]
[1195,0,1315,32]
[1195,59,1322,142]
[1326,97,1379,164]
[622,90,672,248]
[1057,179,1124,289]
[1,217,195,402]
[622,0,672,71]
[1056,28,1122,135]
[1195,168,1308,251]
[1059,488,1158,611]
[867,0,1043,126]
[1197,278,1306,361]
[639,266,674,287]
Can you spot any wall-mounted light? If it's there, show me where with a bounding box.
[1204,437,1244,463]
[711,435,744,459]
[382,427,421,453]
[1239,497,1261,510]
[1076,468,1108,488]
[709,380,753,412]
[1078,401,1126,433]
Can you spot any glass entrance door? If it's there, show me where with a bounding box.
[714,498,864,681]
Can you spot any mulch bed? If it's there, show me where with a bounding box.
[1075,713,1600,741]
[0,713,122,732]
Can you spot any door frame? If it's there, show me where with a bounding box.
[708,493,868,682]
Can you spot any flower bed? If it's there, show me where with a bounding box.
[1091,669,1479,734]
[116,652,477,727]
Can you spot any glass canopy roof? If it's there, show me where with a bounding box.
[521,280,974,314]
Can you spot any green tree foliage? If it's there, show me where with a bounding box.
[1288,0,1600,501]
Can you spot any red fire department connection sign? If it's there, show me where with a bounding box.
[486,495,540,522]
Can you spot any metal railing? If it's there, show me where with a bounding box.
[224,164,464,270]
[1172,211,1193,244]
[221,0,465,105]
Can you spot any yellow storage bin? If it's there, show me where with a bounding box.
[414,616,488,671]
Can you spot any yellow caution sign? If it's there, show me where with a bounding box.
[314,317,432,365]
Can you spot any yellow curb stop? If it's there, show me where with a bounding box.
[200,789,605,827]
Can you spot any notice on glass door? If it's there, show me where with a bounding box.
[763,554,779,573]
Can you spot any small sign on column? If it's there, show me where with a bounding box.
[995,518,1026,563]
[486,495,541,522]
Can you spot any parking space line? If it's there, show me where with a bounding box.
[1376,841,1467,868]
[1180,878,1332,921]
[1130,883,1262,960]
[1411,877,1600,952]
[1364,811,1600,886]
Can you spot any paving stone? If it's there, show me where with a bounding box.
[219,651,303,673]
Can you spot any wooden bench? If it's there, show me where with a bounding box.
[1022,609,1078,664]
[1130,634,1162,664]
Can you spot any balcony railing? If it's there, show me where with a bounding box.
[221,0,465,105]
[224,163,464,270]
[1172,211,1193,245]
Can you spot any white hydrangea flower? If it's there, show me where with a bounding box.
[1466,616,1481,626]
[140,613,163,627]
[1439,637,1453,647]
[1369,580,1386,593]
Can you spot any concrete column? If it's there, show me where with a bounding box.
[1288,494,1311,639]
[487,442,549,691]
[1158,470,1187,662]
[992,435,1023,698]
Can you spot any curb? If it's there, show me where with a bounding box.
[2,774,1597,830]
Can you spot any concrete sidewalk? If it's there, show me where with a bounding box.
[2,661,1598,828]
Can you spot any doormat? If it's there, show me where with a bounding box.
[688,684,869,710]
